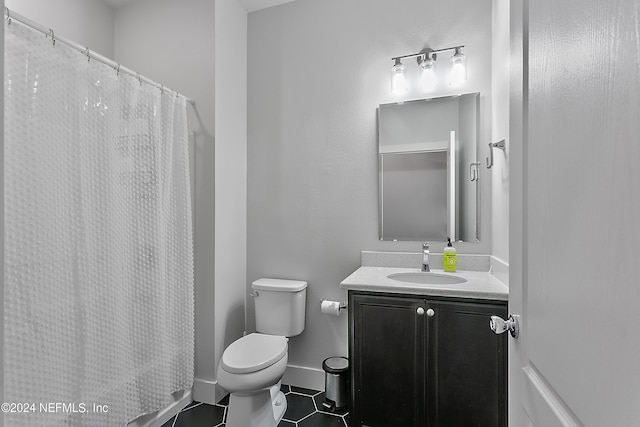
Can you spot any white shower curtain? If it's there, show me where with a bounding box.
[4,20,194,427]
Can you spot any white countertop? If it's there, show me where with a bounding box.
[340,266,508,301]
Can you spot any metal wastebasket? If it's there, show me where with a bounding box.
[322,357,349,411]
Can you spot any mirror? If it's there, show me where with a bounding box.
[378,93,479,242]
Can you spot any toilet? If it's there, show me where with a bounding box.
[217,278,307,427]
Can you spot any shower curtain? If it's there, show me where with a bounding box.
[4,20,194,427]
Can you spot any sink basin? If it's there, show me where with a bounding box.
[387,272,467,285]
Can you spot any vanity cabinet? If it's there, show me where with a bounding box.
[349,291,507,427]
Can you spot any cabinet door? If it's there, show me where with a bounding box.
[426,300,507,427]
[350,293,426,427]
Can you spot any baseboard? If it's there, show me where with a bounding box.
[128,389,192,427]
[193,366,325,405]
[282,364,325,392]
[214,383,228,403]
[192,377,218,405]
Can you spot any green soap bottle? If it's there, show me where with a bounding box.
[443,238,457,272]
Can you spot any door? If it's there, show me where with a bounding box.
[350,293,426,427]
[509,0,640,426]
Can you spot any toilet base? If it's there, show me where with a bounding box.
[225,383,287,427]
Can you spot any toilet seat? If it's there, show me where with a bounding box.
[221,333,287,374]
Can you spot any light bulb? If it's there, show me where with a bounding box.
[419,55,437,92]
[449,48,467,88]
[391,58,407,95]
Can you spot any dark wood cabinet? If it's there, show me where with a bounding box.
[349,291,507,427]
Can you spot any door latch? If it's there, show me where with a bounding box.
[489,314,519,338]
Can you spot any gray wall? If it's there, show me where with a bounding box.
[247,0,493,378]
[491,0,510,264]
[5,0,115,58]
[212,0,248,403]
[1,0,4,415]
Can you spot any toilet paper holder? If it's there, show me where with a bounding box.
[320,300,348,316]
[321,300,347,309]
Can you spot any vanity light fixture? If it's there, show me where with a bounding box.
[390,45,466,94]
[449,47,467,87]
[390,58,408,94]
[419,52,437,92]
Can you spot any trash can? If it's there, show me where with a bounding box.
[322,356,349,411]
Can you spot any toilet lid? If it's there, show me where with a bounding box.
[221,333,287,374]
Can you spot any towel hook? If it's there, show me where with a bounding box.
[469,161,481,181]
[486,139,506,169]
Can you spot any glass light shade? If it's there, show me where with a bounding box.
[449,50,467,88]
[419,57,437,92]
[391,60,407,94]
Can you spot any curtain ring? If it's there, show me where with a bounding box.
[85,47,91,62]
[161,85,164,95]
[49,29,56,46]
[5,6,11,25]
[116,64,121,76]
[138,73,142,86]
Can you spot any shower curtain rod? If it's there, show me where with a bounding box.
[4,7,195,106]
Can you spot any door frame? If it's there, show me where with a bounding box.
[508,0,527,424]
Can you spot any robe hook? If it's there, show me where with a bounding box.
[486,139,506,169]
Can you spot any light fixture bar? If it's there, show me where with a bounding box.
[390,45,467,94]
[391,45,464,62]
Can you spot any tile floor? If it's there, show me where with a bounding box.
[161,385,349,427]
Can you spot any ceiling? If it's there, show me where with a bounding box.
[101,0,135,7]
[236,0,297,12]
[102,0,298,13]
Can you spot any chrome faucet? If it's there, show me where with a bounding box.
[422,242,430,272]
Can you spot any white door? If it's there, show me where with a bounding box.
[508,0,640,426]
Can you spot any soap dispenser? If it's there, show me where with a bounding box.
[443,238,457,272]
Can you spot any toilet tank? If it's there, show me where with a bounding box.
[252,278,307,337]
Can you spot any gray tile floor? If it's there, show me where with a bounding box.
[161,385,349,427]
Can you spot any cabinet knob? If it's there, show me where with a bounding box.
[417,307,425,315]
[426,308,435,317]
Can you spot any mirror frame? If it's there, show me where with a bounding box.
[377,92,480,242]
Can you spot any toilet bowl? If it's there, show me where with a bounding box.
[217,278,307,427]
[218,333,289,427]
